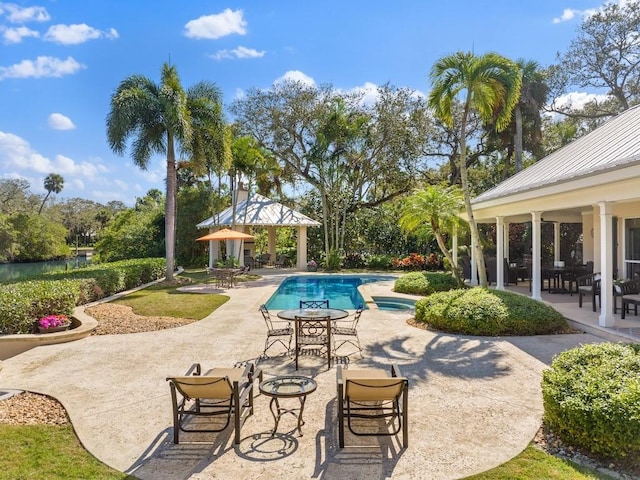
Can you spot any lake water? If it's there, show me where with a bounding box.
[0,258,91,283]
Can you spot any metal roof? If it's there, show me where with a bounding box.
[473,104,640,204]
[196,193,322,229]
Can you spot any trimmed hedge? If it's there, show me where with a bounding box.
[414,288,568,336]
[0,280,79,334]
[542,343,640,459]
[0,258,166,334]
[394,271,458,296]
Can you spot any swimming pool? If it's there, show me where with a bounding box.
[265,275,395,310]
[372,296,416,311]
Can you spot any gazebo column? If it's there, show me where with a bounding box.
[598,202,615,327]
[209,240,218,269]
[496,216,505,290]
[297,226,308,269]
[267,226,277,263]
[531,211,542,300]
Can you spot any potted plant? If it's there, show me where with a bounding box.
[37,314,71,334]
[307,260,318,272]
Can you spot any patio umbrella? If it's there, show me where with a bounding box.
[196,228,254,241]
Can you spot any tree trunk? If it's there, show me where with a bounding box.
[460,102,487,287]
[433,227,463,287]
[514,105,523,173]
[165,134,177,281]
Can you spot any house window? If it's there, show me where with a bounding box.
[624,218,640,279]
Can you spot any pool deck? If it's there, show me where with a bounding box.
[0,270,632,479]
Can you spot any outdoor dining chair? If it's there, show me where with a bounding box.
[332,306,363,358]
[259,304,293,356]
[299,299,330,309]
[166,362,260,444]
[577,272,601,312]
[336,364,409,448]
[294,315,331,370]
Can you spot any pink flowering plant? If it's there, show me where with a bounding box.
[38,314,70,329]
[307,260,317,267]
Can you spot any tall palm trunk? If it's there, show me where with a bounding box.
[165,133,177,281]
[460,102,487,287]
[433,225,463,287]
[514,104,523,173]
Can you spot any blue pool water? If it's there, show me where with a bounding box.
[266,275,395,310]
[372,296,416,311]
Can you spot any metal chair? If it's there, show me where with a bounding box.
[166,362,259,444]
[294,315,331,370]
[259,304,292,356]
[332,306,363,358]
[299,299,329,309]
[337,364,409,448]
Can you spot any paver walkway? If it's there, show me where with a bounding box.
[0,273,607,479]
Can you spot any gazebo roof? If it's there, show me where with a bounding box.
[196,193,321,229]
[473,104,640,205]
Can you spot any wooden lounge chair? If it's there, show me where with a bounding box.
[337,364,408,448]
[616,278,640,319]
[166,362,260,444]
[260,304,292,356]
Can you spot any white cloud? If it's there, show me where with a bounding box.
[48,113,75,130]
[552,8,578,23]
[351,82,380,106]
[0,2,50,23]
[184,8,247,39]
[0,56,85,80]
[0,131,107,185]
[44,23,119,45]
[211,45,265,60]
[274,70,316,86]
[2,25,39,43]
[552,91,612,111]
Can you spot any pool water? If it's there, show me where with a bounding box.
[372,296,416,311]
[266,275,394,310]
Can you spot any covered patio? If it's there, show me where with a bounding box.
[196,185,321,270]
[464,104,640,329]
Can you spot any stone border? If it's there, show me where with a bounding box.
[0,306,98,361]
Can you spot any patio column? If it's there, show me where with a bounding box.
[554,222,561,264]
[598,202,615,327]
[531,211,542,300]
[267,226,277,263]
[496,216,505,290]
[208,240,216,269]
[297,226,308,269]
[470,233,478,286]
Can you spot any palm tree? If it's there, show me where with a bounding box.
[399,185,466,286]
[106,63,223,281]
[428,51,522,287]
[514,59,548,173]
[38,173,64,215]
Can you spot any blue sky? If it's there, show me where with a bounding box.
[0,1,614,206]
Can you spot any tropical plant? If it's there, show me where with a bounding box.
[38,173,64,215]
[399,185,466,285]
[428,51,522,287]
[106,62,224,280]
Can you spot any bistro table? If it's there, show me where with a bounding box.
[259,375,318,436]
[276,308,349,321]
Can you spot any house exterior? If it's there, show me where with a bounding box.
[196,186,321,269]
[467,104,640,327]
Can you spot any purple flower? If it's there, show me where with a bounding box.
[39,314,69,329]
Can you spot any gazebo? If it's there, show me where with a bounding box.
[463,104,640,328]
[196,186,321,269]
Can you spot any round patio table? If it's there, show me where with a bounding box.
[276,308,349,321]
[259,375,317,436]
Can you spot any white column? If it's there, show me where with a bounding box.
[470,233,478,286]
[531,211,542,300]
[208,240,215,269]
[297,226,308,269]
[554,222,561,264]
[496,216,505,290]
[598,202,615,327]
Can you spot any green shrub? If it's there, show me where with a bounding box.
[0,280,80,334]
[414,288,568,336]
[366,254,394,270]
[542,343,640,459]
[394,271,457,295]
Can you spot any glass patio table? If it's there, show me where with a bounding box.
[259,375,317,436]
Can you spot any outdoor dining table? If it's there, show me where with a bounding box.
[276,308,349,321]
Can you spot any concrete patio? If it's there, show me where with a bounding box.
[0,271,636,479]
